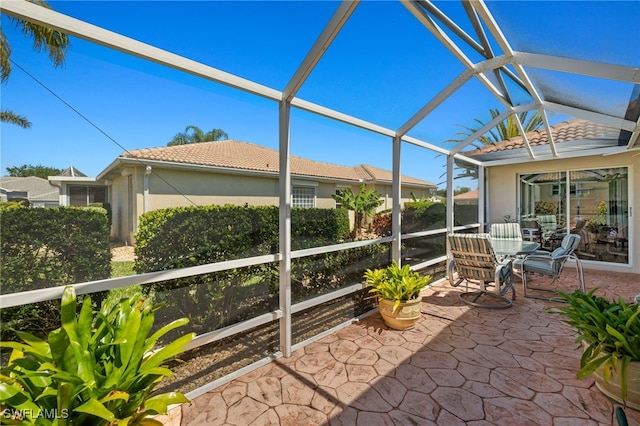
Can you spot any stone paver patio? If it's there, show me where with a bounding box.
[158,269,639,425]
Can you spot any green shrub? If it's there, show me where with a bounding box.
[291,243,390,301]
[372,203,446,237]
[1,207,111,341]
[364,260,432,312]
[132,204,364,334]
[0,286,193,425]
[0,207,111,292]
[551,289,640,403]
[134,205,350,273]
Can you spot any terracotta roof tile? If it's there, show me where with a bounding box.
[123,140,435,187]
[464,119,620,156]
[454,189,478,200]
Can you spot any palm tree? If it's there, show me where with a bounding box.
[0,110,32,128]
[167,125,229,146]
[1,0,70,126]
[446,109,544,149]
[332,184,383,239]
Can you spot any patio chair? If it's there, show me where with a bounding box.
[489,222,523,240]
[490,222,525,265]
[447,233,515,309]
[520,219,541,242]
[521,233,585,300]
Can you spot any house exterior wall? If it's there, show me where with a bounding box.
[146,168,279,209]
[486,152,638,273]
[109,173,132,244]
[107,165,434,244]
[377,185,433,211]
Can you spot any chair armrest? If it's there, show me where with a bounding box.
[523,253,552,262]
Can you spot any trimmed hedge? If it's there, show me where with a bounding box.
[132,204,381,338]
[0,206,111,292]
[134,205,350,272]
[0,206,111,341]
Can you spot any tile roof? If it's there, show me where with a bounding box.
[122,140,435,187]
[454,189,478,200]
[464,119,621,157]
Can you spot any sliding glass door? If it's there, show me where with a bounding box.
[519,167,629,264]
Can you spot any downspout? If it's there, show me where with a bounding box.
[143,166,152,213]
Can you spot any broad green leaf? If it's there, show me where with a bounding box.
[142,392,189,415]
[141,333,194,371]
[0,341,32,352]
[57,382,74,426]
[577,354,610,379]
[60,287,95,385]
[139,367,172,377]
[74,398,115,422]
[116,299,143,369]
[100,390,130,404]
[0,383,41,414]
[0,382,23,400]
[34,387,58,401]
[48,328,70,367]
[124,310,156,381]
[145,318,189,351]
[14,330,52,358]
[77,295,94,350]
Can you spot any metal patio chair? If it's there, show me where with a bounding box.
[447,233,515,309]
[521,233,585,300]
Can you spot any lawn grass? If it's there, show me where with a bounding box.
[111,261,135,278]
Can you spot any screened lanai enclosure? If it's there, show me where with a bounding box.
[1,0,638,399]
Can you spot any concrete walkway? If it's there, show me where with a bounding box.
[159,269,640,425]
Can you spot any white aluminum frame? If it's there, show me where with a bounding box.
[2,0,638,399]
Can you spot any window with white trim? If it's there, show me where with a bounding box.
[292,186,315,208]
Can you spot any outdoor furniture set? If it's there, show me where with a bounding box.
[447,222,585,308]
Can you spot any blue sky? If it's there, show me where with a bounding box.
[1,1,638,187]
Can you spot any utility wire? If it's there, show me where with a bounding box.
[10,59,198,207]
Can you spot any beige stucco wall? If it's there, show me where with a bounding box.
[109,174,132,244]
[107,165,433,244]
[377,184,433,211]
[486,152,637,273]
[147,169,279,209]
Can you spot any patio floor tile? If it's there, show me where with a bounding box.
[158,269,640,425]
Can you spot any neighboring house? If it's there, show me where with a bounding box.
[465,118,637,270]
[48,166,109,208]
[453,189,478,206]
[96,140,436,244]
[0,176,59,207]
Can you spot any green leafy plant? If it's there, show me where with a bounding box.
[0,286,195,425]
[363,261,432,312]
[550,288,640,402]
[332,184,384,239]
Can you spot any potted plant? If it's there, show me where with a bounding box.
[551,288,640,409]
[0,286,195,425]
[364,261,432,330]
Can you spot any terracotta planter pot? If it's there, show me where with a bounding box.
[378,297,422,330]
[592,356,640,410]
